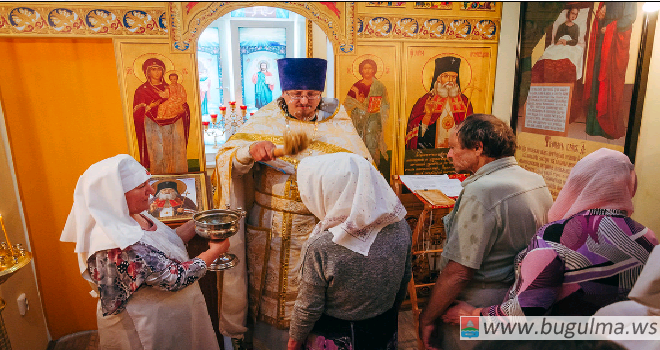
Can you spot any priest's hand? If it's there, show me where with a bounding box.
[249,141,277,162]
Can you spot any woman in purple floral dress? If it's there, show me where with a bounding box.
[442,148,657,321]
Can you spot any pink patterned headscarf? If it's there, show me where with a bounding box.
[547,148,636,222]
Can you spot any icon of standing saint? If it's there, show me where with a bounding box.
[343,55,390,173]
[132,54,191,174]
[252,60,274,109]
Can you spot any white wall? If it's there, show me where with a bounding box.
[631,16,660,235]
[492,2,521,123]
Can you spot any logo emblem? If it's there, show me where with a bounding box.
[460,316,480,338]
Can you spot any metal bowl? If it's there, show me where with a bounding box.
[193,208,246,240]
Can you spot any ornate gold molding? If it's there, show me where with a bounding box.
[358,16,499,41]
[306,19,313,58]
[168,2,356,55]
[0,2,167,36]
[0,3,496,48]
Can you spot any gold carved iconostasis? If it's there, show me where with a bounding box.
[115,1,356,174]
[338,2,500,179]
[0,1,500,178]
[0,1,500,339]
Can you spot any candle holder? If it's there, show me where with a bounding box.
[219,106,227,138]
[223,102,242,138]
[203,121,222,148]
[240,105,248,123]
[0,214,32,350]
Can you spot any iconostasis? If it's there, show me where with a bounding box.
[0,1,500,181]
[337,2,501,179]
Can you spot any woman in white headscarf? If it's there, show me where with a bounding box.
[287,153,411,350]
[60,154,228,350]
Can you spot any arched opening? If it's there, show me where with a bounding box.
[195,5,334,154]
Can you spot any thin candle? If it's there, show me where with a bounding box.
[0,215,14,257]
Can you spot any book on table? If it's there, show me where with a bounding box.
[398,174,461,207]
[415,189,455,207]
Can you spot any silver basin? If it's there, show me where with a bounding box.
[193,208,246,240]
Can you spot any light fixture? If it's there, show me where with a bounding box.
[643,2,660,13]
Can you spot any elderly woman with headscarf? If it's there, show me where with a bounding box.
[287,153,412,350]
[60,154,228,350]
[442,148,657,321]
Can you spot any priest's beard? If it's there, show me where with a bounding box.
[291,108,316,121]
[157,191,177,201]
[434,82,460,98]
[277,97,321,121]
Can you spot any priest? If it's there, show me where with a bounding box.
[212,58,371,350]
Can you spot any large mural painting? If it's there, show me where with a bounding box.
[513,2,646,198]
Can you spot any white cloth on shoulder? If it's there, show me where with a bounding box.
[628,245,660,310]
[297,152,406,256]
[595,246,660,350]
[139,212,190,263]
[60,154,151,274]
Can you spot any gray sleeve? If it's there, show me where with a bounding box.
[554,24,567,44]
[289,281,326,341]
[395,222,412,307]
[395,241,412,307]
[567,24,579,46]
[289,240,328,341]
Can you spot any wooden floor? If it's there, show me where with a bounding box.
[398,309,420,350]
[48,330,99,350]
[48,311,420,350]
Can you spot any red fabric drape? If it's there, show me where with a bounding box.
[582,2,631,139]
[596,24,631,139]
[583,2,606,100]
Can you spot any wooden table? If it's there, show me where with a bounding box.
[392,175,463,350]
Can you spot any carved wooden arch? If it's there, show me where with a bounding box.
[168,2,356,55]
